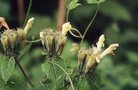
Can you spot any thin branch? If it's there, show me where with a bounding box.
[80,4,100,46]
[25,39,41,43]
[57,0,65,31]
[14,57,34,87]
[24,0,32,27]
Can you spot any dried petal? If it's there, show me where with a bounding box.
[62,22,72,35]
[100,43,119,59]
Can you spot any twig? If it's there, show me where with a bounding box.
[14,57,34,87]
[80,4,100,46]
[24,0,32,27]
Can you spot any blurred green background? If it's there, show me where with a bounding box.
[0,0,138,90]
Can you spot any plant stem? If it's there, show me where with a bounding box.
[14,57,34,87]
[66,10,69,22]
[80,4,100,46]
[25,39,41,43]
[48,61,75,90]
[24,0,32,27]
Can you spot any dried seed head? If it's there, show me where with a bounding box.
[62,22,72,35]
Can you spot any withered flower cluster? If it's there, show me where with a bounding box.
[0,17,34,54]
[40,22,72,57]
[77,35,119,74]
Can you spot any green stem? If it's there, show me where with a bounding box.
[24,0,32,27]
[66,10,69,22]
[52,60,58,88]
[14,57,34,87]
[25,39,41,43]
[48,61,75,90]
[80,4,100,46]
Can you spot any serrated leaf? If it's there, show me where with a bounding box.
[87,0,106,4]
[68,0,81,10]
[1,56,15,84]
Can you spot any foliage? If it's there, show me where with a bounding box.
[0,0,138,90]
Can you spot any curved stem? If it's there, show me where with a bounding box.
[25,39,41,43]
[23,0,32,27]
[48,61,75,90]
[14,57,34,87]
[71,28,83,38]
[66,10,69,22]
[80,4,100,46]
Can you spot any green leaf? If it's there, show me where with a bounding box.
[68,0,81,10]
[41,57,67,89]
[1,56,15,84]
[87,0,106,4]
[77,77,98,90]
[41,61,52,76]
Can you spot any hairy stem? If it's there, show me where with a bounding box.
[80,4,100,46]
[14,57,34,87]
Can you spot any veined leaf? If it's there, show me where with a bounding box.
[41,61,52,76]
[87,0,106,4]
[1,56,15,84]
[67,0,81,10]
